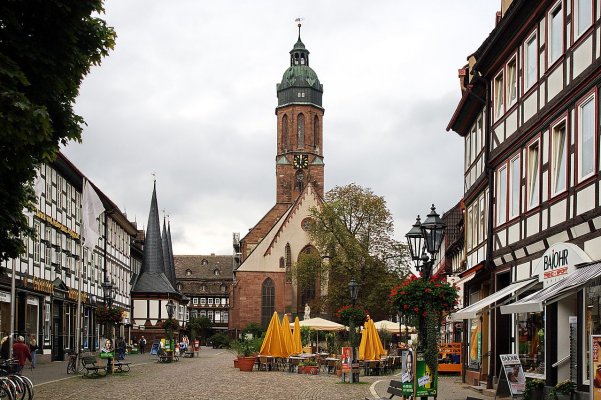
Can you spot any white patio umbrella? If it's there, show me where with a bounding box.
[290,317,345,353]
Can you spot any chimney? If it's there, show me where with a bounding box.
[501,0,514,17]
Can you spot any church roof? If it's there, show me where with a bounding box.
[241,203,291,249]
[132,182,178,295]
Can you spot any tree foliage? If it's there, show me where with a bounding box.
[300,183,411,321]
[0,0,116,261]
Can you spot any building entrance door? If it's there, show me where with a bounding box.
[51,301,63,361]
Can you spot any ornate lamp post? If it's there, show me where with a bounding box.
[101,278,116,339]
[348,278,359,383]
[405,205,446,400]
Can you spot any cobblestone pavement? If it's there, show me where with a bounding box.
[31,347,475,400]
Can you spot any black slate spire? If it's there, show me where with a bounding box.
[132,181,177,294]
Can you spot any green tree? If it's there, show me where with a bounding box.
[300,183,411,321]
[0,0,116,261]
[187,316,213,343]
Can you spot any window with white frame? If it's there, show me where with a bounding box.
[471,126,478,162]
[200,298,206,305]
[527,141,540,209]
[208,310,213,321]
[549,2,563,65]
[510,156,521,218]
[192,297,198,305]
[497,165,508,225]
[479,194,486,243]
[472,200,479,245]
[477,116,483,155]
[214,298,220,305]
[494,72,504,120]
[208,298,213,305]
[507,57,518,107]
[466,207,473,250]
[525,33,538,90]
[578,95,595,180]
[223,311,229,323]
[465,135,471,168]
[200,310,206,317]
[575,0,593,38]
[214,311,221,322]
[551,121,567,195]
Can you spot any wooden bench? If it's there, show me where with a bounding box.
[112,361,131,372]
[368,379,403,400]
[81,356,105,377]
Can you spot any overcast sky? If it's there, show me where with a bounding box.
[62,1,500,255]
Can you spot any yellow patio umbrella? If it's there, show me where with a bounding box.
[291,316,302,354]
[259,311,286,357]
[369,318,386,358]
[280,314,294,356]
[358,320,370,360]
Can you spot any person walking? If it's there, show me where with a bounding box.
[0,337,9,360]
[139,336,146,354]
[12,336,31,374]
[28,335,38,368]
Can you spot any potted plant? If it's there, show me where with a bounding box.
[230,337,260,372]
[298,359,319,374]
[524,379,546,400]
[548,380,576,400]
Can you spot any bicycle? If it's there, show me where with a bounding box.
[66,352,85,375]
[0,360,32,400]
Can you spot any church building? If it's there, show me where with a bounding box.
[230,25,326,330]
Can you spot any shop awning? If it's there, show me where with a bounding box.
[500,261,601,314]
[451,278,538,320]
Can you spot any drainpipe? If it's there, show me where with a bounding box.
[481,72,496,390]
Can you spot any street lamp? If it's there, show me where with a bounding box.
[348,278,359,383]
[166,299,176,320]
[101,278,116,340]
[405,204,446,400]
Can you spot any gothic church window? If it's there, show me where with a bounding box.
[297,114,305,148]
[261,278,275,327]
[313,116,319,148]
[282,114,289,151]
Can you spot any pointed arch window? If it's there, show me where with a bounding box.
[297,114,305,148]
[282,114,289,151]
[313,116,320,149]
[285,243,292,283]
[299,246,317,307]
[261,278,275,326]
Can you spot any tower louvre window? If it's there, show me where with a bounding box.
[297,113,305,148]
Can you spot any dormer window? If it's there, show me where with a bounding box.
[201,259,208,266]
[176,282,182,291]
[185,269,192,276]
[213,269,220,276]
[201,284,206,292]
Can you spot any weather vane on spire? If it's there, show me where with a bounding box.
[295,17,304,37]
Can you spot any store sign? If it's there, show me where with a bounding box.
[0,292,10,303]
[533,243,591,287]
[500,354,526,396]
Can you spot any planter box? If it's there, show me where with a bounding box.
[237,356,256,372]
[299,365,319,375]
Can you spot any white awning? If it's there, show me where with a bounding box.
[451,278,538,321]
[500,262,601,314]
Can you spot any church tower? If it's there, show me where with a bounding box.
[275,23,324,204]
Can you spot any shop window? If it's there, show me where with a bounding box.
[468,317,481,369]
[517,312,545,376]
[585,285,601,384]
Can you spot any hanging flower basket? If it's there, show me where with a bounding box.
[389,274,459,318]
[159,318,179,332]
[335,305,368,326]
[95,306,124,324]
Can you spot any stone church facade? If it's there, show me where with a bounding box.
[230,27,327,331]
